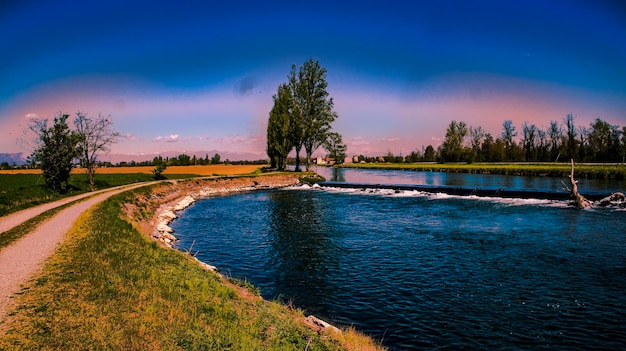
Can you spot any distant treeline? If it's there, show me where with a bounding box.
[1,153,267,170]
[112,154,268,167]
[370,115,625,164]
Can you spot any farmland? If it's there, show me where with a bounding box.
[0,165,262,216]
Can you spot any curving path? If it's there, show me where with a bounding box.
[0,182,157,323]
[0,182,158,235]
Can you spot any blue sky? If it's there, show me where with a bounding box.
[1,0,625,160]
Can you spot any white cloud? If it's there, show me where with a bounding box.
[153,134,179,143]
[218,135,259,144]
[121,132,141,141]
[347,136,370,146]
[382,137,400,142]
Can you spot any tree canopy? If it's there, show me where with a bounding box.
[267,58,342,171]
[28,113,81,193]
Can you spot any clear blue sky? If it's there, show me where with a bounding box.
[1,0,625,159]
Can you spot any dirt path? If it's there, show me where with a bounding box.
[0,182,155,322]
[0,182,159,235]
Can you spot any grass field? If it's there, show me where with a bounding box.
[0,187,383,350]
[0,165,262,217]
[337,162,626,180]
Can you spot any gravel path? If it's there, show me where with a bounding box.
[0,183,157,235]
[0,182,155,323]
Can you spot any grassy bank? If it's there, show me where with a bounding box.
[0,186,382,350]
[337,162,626,180]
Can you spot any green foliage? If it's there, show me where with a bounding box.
[266,59,341,171]
[295,59,339,171]
[442,120,468,162]
[28,113,81,193]
[267,83,295,170]
[0,190,347,351]
[324,132,347,164]
[299,172,326,184]
[211,153,221,165]
[152,162,168,180]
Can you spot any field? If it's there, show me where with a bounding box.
[337,162,626,180]
[0,164,262,176]
[0,165,262,216]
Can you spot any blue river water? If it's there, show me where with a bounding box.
[171,168,626,350]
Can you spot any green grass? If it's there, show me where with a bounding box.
[0,188,350,351]
[337,162,626,180]
[0,173,196,217]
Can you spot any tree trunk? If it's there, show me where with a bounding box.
[294,148,301,172]
[562,159,590,209]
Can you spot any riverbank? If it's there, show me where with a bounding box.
[337,162,626,180]
[0,172,384,350]
[122,173,303,247]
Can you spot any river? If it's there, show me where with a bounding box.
[171,168,626,350]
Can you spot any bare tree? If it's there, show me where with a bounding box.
[74,112,120,190]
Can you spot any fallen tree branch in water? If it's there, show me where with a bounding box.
[561,159,592,209]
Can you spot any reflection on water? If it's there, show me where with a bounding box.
[314,166,625,193]
[172,170,626,350]
[266,190,341,305]
[329,167,346,182]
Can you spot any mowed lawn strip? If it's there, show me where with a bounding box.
[0,187,382,350]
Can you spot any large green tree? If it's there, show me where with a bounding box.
[295,59,338,171]
[588,118,621,161]
[29,113,81,193]
[442,120,467,162]
[267,83,294,170]
[267,59,340,171]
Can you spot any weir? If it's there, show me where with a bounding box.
[318,182,611,201]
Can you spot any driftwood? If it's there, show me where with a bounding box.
[561,159,591,209]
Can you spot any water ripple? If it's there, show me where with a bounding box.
[172,184,626,351]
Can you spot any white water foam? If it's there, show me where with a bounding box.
[286,184,571,208]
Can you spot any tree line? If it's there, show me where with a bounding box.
[373,114,625,164]
[437,115,625,163]
[266,58,346,171]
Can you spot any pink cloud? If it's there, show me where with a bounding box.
[347,136,370,146]
[153,134,179,143]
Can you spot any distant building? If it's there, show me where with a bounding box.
[316,156,326,165]
[344,156,353,164]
